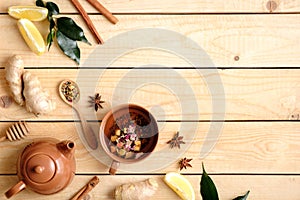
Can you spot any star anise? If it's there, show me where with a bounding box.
[167,132,185,149]
[179,157,193,171]
[89,93,105,111]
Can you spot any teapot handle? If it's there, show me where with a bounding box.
[5,180,26,199]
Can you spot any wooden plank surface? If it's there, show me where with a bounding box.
[0,175,299,200]
[1,15,300,67]
[1,0,300,199]
[0,122,299,174]
[1,69,300,121]
[1,0,300,13]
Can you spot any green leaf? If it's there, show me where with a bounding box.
[46,2,59,16]
[56,30,80,64]
[49,17,55,30]
[200,163,219,200]
[56,17,91,45]
[46,32,52,48]
[233,191,250,200]
[46,18,55,51]
[47,28,55,51]
[36,0,45,7]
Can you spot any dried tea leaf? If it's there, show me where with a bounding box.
[0,96,13,108]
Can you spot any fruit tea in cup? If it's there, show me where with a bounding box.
[100,104,159,174]
[109,111,153,159]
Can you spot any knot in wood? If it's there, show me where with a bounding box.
[266,1,278,12]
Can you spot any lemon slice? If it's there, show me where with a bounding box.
[17,19,45,55]
[164,172,195,200]
[8,6,48,21]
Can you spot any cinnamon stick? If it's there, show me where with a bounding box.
[71,0,104,44]
[86,0,118,24]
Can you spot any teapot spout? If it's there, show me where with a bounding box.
[57,140,75,159]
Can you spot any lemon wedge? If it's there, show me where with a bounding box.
[8,6,48,21]
[17,19,45,55]
[164,172,195,200]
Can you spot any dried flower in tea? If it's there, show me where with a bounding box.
[60,81,79,103]
[0,96,13,108]
[179,157,193,171]
[108,112,151,159]
[89,93,105,111]
[167,132,185,149]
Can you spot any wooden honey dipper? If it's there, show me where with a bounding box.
[0,121,29,142]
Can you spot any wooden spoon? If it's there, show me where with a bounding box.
[70,176,99,200]
[59,80,98,150]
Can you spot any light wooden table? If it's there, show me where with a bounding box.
[1,0,300,199]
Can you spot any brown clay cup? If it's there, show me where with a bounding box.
[99,104,159,175]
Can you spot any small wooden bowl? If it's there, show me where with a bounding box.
[99,104,159,175]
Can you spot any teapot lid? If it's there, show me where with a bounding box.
[25,154,56,183]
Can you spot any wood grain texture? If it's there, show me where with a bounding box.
[1,0,300,13]
[1,14,300,67]
[0,175,299,200]
[0,1,299,199]
[1,69,300,121]
[0,122,299,174]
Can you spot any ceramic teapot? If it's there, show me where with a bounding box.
[5,139,76,198]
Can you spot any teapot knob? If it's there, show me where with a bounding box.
[26,154,56,183]
[34,166,44,174]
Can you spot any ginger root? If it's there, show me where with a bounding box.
[114,178,158,200]
[5,55,25,105]
[5,55,55,115]
[23,71,56,115]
